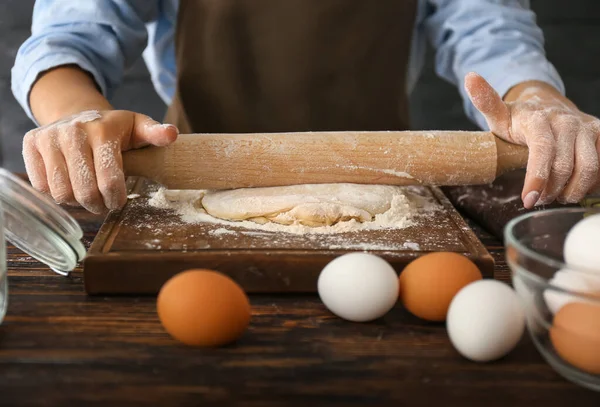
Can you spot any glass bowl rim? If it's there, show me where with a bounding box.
[504,206,600,278]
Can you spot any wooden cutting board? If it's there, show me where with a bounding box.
[443,169,580,240]
[83,177,494,295]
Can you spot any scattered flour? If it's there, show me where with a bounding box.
[380,169,415,179]
[492,195,521,204]
[336,164,415,180]
[71,110,102,124]
[211,228,238,236]
[403,242,421,250]
[52,110,103,129]
[147,186,437,236]
[145,122,178,132]
[327,241,420,251]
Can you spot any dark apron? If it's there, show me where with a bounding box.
[165,0,418,134]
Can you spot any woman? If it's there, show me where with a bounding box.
[11,0,600,214]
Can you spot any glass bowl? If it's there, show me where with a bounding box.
[505,207,600,391]
[0,201,6,325]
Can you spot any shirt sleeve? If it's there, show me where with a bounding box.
[11,0,160,124]
[424,0,565,130]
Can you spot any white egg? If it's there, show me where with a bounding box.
[446,280,525,362]
[544,268,600,314]
[564,213,600,272]
[317,253,398,322]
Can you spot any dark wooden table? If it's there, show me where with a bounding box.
[1,205,599,406]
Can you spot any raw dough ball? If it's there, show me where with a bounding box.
[201,183,401,226]
[564,213,600,272]
[317,253,399,322]
[447,280,525,362]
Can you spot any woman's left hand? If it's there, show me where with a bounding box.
[464,72,600,209]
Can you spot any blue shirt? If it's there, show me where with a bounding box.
[12,0,565,130]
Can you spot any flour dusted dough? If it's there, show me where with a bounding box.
[201,183,400,227]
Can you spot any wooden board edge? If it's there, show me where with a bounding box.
[429,187,495,278]
[83,249,423,295]
[86,177,144,256]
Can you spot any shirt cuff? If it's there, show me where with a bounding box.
[463,58,566,131]
[11,52,109,126]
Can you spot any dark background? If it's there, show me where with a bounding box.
[0,0,598,172]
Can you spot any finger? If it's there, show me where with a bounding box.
[590,122,600,193]
[559,127,599,203]
[36,130,76,206]
[58,126,105,214]
[594,151,600,194]
[518,112,556,209]
[538,116,577,204]
[129,114,179,149]
[464,72,511,139]
[91,135,127,211]
[22,130,49,193]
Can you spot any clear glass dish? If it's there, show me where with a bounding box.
[0,202,7,324]
[505,207,600,391]
[0,168,85,325]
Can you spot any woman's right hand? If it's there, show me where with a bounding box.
[22,109,178,214]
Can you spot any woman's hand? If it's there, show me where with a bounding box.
[23,109,178,214]
[465,72,600,209]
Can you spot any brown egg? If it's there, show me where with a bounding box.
[550,301,600,375]
[157,269,251,347]
[399,252,482,321]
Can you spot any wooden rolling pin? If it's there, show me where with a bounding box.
[122,131,528,190]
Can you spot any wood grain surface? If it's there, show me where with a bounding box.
[1,195,599,406]
[122,132,528,190]
[83,177,494,295]
[443,169,580,240]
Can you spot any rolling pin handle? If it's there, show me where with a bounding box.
[123,145,165,182]
[494,138,529,177]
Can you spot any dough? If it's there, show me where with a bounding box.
[201,183,401,227]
